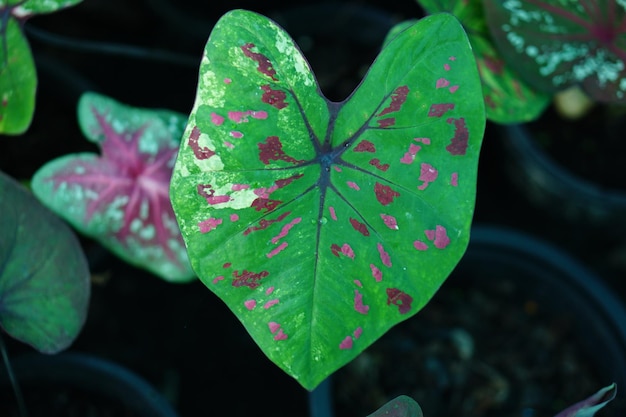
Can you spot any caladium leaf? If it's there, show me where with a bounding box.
[369,396,423,417]
[0,0,82,135]
[32,93,194,283]
[170,10,485,390]
[484,0,626,103]
[416,0,549,123]
[0,171,89,353]
[554,383,617,417]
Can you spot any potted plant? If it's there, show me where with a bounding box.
[0,1,623,416]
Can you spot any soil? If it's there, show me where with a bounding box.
[332,269,610,417]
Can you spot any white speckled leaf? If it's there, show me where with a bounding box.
[484,0,626,103]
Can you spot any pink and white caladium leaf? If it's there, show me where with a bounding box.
[170,10,485,390]
[32,93,194,283]
[415,0,550,123]
[554,383,617,417]
[0,0,83,135]
[0,171,89,353]
[484,0,626,103]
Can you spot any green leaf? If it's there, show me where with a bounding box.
[0,0,83,135]
[0,171,90,353]
[417,0,550,123]
[9,0,83,17]
[484,0,626,103]
[170,10,485,390]
[0,15,36,135]
[32,93,194,283]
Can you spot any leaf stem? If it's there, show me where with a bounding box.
[0,332,29,417]
[24,24,199,68]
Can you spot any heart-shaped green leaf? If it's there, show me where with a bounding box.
[0,0,82,135]
[484,0,626,103]
[170,9,485,390]
[32,93,194,283]
[416,0,550,123]
[0,171,90,353]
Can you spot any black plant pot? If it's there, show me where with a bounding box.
[309,225,626,417]
[0,352,180,417]
[499,122,626,238]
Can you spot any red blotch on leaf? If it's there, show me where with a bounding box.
[241,43,278,81]
[446,118,469,155]
[197,184,231,205]
[232,269,269,289]
[331,244,341,257]
[349,218,370,236]
[188,126,215,160]
[259,136,305,165]
[369,159,390,171]
[428,103,455,117]
[261,85,288,109]
[386,288,413,314]
[377,118,395,128]
[354,140,376,153]
[377,85,409,116]
[374,182,400,206]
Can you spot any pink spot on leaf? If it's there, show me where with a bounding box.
[224,141,235,148]
[224,78,232,84]
[331,244,341,257]
[354,280,363,288]
[268,322,281,333]
[387,288,413,314]
[341,244,355,259]
[449,85,459,93]
[244,211,290,235]
[339,336,353,350]
[223,262,231,268]
[197,184,231,205]
[370,264,383,282]
[211,112,224,125]
[377,243,392,267]
[380,214,398,230]
[230,131,243,138]
[444,63,451,71]
[329,206,337,220]
[425,225,451,249]
[353,327,363,339]
[274,329,288,341]
[446,118,469,155]
[354,290,369,314]
[451,172,458,186]
[418,163,438,190]
[198,217,222,233]
[244,299,257,310]
[267,242,288,258]
[271,217,302,244]
[428,103,455,118]
[333,166,342,172]
[347,181,360,191]
[416,137,431,145]
[228,110,268,123]
[264,299,279,309]
[212,276,224,284]
[374,182,400,206]
[436,78,450,88]
[413,240,428,251]
[349,218,370,237]
[400,143,421,165]
[266,286,275,295]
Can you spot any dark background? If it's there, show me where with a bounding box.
[1,1,625,416]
